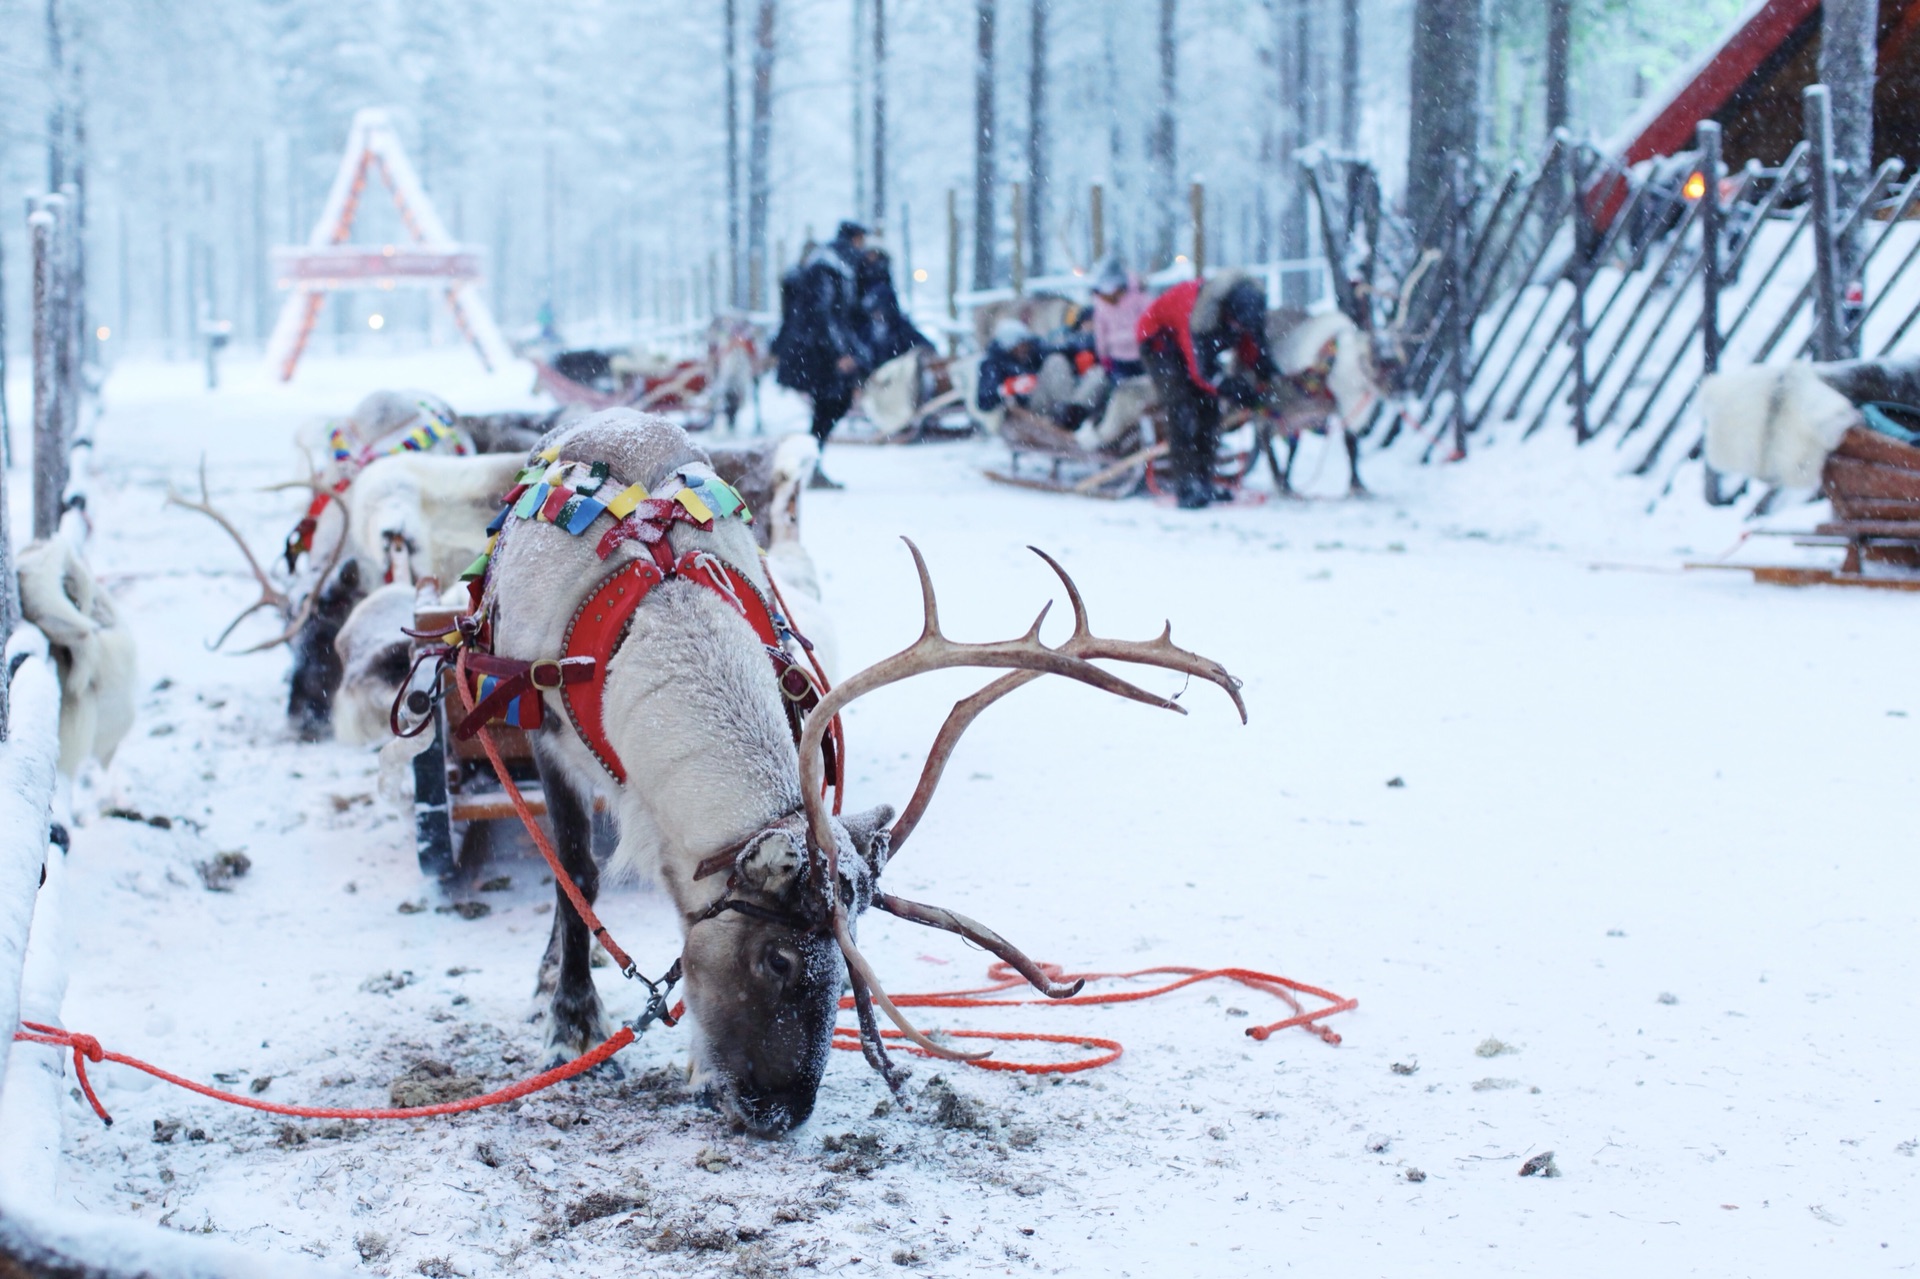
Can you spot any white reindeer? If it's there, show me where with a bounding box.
[478,408,1242,1134]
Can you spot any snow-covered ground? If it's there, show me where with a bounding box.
[9,350,1918,1276]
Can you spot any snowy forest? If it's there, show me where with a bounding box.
[0,0,1747,356]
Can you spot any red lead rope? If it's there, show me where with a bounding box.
[829,962,1357,1074]
[11,963,1353,1126]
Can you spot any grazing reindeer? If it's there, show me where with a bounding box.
[16,538,138,776]
[479,409,1242,1134]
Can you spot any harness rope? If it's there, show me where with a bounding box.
[12,961,1353,1126]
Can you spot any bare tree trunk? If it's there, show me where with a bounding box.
[1822,0,1875,355]
[1150,0,1177,268]
[1545,0,1570,136]
[0,210,10,468]
[1026,0,1048,277]
[748,0,777,309]
[726,0,742,307]
[852,0,867,219]
[45,0,66,191]
[872,0,887,229]
[1275,0,1310,302]
[1406,0,1482,229]
[1339,0,1359,151]
[973,0,997,289]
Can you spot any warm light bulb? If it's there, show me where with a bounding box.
[1175,254,1190,264]
[913,268,928,282]
[1683,172,1707,201]
[368,314,386,330]
[95,326,110,341]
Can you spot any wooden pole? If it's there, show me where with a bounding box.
[1805,85,1842,363]
[1011,181,1026,295]
[1190,181,1205,275]
[1091,183,1105,261]
[30,203,64,539]
[945,189,959,320]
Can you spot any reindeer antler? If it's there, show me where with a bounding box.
[166,456,352,654]
[796,540,1245,1074]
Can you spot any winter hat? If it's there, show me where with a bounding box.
[835,220,869,244]
[1092,256,1128,296]
[992,317,1036,348]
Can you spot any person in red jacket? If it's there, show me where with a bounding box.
[1137,270,1278,508]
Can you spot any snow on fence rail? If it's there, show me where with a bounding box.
[1316,83,1920,501]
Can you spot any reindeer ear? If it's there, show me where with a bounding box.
[840,804,895,878]
[735,829,806,896]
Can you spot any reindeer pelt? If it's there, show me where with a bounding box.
[347,452,526,586]
[1701,363,1860,489]
[1274,309,1377,426]
[16,539,138,775]
[331,582,420,746]
[862,350,923,434]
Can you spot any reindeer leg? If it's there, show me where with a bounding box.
[1344,427,1368,496]
[531,747,618,1076]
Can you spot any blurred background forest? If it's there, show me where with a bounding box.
[0,0,1747,357]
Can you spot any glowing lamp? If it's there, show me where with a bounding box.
[1683,172,1707,201]
[368,314,386,330]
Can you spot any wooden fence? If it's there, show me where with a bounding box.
[1316,83,1920,502]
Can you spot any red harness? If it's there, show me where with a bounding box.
[436,467,835,791]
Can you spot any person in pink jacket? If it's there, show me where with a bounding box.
[1090,258,1149,377]
[1073,258,1158,452]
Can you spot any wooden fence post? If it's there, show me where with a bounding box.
[1090,183,1105,262]
[1447,158,1471,459]
[30,202,66,540]
[1805,85,1842,363]
[1190,182,1205,275]
[1011,182,1026,295]
[1570,148,1593,443]
[946,188,959,320]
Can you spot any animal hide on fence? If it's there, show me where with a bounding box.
[15,539,137,776]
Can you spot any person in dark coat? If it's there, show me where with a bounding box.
[857,246,933,368]
[1136,270,1278,508]
[773,221,875,488]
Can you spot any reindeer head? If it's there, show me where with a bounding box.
[678,805,891,1136]
[679,541,1246,1136]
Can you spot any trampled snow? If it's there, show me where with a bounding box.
[7,350,1917,1275]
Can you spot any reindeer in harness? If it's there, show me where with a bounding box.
[419,409,1243,1134]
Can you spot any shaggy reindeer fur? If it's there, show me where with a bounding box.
[1701,363,1861,489]
[485,410,883,1133]
[16,539,137,775]
[330,581,423,746]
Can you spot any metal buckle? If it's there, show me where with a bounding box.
[529,658,565,691]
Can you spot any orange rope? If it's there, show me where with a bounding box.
[9,961,1353,1126]
[12,1021,633,1127]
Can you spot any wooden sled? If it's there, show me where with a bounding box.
[982,406,1160,498]
[1691,425,1920,590]
[408,600,547,880]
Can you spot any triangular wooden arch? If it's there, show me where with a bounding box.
[267,108,510,381]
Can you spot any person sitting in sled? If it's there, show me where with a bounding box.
[1137,269,1278,508]
[1074,258,1157,453]
[977,318,1050,415]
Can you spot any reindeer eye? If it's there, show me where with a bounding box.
[763,946,794,980]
